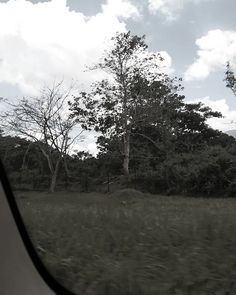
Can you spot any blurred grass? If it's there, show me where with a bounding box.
[16,191,236,295]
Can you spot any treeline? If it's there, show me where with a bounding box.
[1,31,236,197]
[1,125,236,197]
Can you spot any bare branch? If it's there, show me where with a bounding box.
[0,82,82,192]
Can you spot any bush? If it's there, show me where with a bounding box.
[130,147,236,197]
[130,170,166,194]
[186,162,225,195]
[8,169,50,190]
[227,180,236,197]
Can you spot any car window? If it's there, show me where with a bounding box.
[1,0,236,294]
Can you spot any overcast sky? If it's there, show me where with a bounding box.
[0,0,235,154]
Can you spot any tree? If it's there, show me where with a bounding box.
[172,102,222,152]
[1,82,83,192]
[0,134,31,171]
[70,31,181,177]
[96,100,223,175]
[225,61,236,96]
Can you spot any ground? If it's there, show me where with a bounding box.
[15,191,236,295]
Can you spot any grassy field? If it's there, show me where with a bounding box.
[16,191,236,295]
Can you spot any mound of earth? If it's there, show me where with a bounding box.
[110,188,145,200]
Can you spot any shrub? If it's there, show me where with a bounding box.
[130,148,236,197]
[227,180,236,197]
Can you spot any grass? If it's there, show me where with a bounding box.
[16,191,236,295]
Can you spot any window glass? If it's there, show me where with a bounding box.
[1,0,236,294]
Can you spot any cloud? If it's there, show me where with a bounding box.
[72,142,98,156]
[0,0,140,96]
[102,0,140,19]
[187,96,236,131]
[159,50,174,74]
[71,132,99,155]
[147,0,213,22]
[148,0,184,21]
[184,29,236,81]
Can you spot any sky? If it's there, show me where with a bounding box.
[0,0,235,154]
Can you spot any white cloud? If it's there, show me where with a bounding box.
[147,0,213,22]
[159,50,174,74]
[72,132,99,156]
[148,0,184,21]
[184,29,236,81]
[187,96,236,131]
[102,0,140,19]
[0,0,140,96]
[72,142,98,156]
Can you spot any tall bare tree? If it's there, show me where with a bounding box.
[1,82,83,192]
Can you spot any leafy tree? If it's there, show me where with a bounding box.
[225,62,236,96]
[96,99,223,173]
[172,102,222,152]
[70,31,184,177]
[0,134,47,189]
[0,135,30,171]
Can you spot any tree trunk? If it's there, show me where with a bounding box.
[63,157,70,178]
[123,131,130,177]
[49,158,61,193]
[63,157,70,190]
[21,143,32,170]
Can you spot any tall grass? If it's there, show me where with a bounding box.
[17,192,236,295]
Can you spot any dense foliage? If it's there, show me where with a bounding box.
[1,124,236,197]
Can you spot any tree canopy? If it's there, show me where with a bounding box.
[70,31,223,179]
